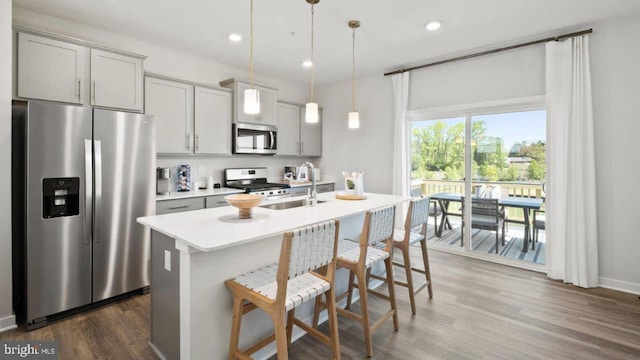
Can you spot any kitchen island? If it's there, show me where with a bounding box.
[137,191,409,360]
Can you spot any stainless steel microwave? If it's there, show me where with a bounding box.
[233,123,277,155]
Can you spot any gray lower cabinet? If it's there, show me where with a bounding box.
[289,183,334,196]
[156,198,205,215]
[317,183,335,193]
[205,194,230,208]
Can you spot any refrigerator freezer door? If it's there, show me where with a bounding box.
[25,101,93,322]
[92,109,156,301]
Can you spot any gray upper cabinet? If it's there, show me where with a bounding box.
[300,107,322,157]
[145,74,232,155]
[219,78,277,126]
[17,32,88,104]
[194,86,232,155]
[276,102,301,156]
[17,31,144,112]
[275,101,322,157]
[145,76,194,154]
[90,49,143,111]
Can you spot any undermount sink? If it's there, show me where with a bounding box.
[260,199,326,210]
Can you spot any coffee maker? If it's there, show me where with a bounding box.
[156,167,170,195]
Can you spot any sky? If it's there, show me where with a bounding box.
[411,110,546,153]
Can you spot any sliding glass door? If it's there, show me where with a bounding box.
[409,104,546,267]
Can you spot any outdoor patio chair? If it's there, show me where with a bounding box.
[461,197,506,254]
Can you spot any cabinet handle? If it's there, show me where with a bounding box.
[186,134,190,150]
[167,205,190,210]
[195,135,199,151]
[77,79,81,100]
[92,80,96,103]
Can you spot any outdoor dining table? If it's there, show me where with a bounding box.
[429,192,543,252]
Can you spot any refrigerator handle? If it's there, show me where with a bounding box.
[94,140,103,244]
[84,140,93,245]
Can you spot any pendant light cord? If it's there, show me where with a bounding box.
[249,0,254,88]
[352,27,356,111]
[309,3,315,102]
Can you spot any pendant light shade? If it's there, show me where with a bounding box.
[306,102,319,123]
[348,20,361,129]
[348,111,360,128]
[305,0,319,123]
[244,88,260,114]
[244,0,260,115]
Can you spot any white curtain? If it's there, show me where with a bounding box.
[545,35,599,287]
[392,72,410,224]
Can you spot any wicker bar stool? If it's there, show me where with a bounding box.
[392,196,433,314]
[225,220,341,360]
[315,205,399,357]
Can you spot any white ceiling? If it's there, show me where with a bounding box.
[13,0,640,86]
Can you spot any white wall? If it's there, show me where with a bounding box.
[0,0,15,331]
[318,14,640,294]
[316,75,395,193]
[590,13,640,293]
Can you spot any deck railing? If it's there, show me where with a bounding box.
[412,179,545,221]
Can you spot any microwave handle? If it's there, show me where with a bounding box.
[270,131,275,150]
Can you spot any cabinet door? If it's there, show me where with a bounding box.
[205,195,230,208]
[316,183,335,193]
[194,86,232,154]
[145,77,193,154]
[276,102,301,156]
[235,82,277,126]
[300,108,322,157]
[91,49,143,111]
[156,198,205,215]
[257,87,277,126]
[17,32,87,104]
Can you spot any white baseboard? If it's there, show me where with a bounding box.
[599,276,640,295]
[0,314,17,333]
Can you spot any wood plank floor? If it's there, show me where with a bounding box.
[2,249,639,359]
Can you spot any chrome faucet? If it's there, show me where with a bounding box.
[299,161,317,206]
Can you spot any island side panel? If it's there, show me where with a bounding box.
[150,230,181,360]
[187,213,366,360]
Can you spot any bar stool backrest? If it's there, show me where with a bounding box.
[364,205,396,247]
[286,220,338,279]
[406,196,430,230]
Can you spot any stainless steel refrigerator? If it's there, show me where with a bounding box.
[12,100,156,330]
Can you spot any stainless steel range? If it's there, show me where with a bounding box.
[224,167,290,199]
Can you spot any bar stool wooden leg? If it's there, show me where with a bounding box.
[420,239,433,298]
[401,243,417,314]
[273,309,289,360]
[356,271,373,357]
[286,309,295,346]
[229,296,243,360]
[325,287,341,360]
[384,256,399,331]
[345,270,356,309]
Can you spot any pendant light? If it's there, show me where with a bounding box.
[348,20,361,129]
[305,0,319,123]
[244,0,260,115]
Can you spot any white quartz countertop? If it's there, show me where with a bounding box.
[138,191,409,253]
[155,187,243,201]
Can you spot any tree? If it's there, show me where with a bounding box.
[528,159,545,180]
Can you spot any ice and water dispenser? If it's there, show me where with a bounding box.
[42,178,80,218]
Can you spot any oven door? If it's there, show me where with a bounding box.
[233,123,277,155]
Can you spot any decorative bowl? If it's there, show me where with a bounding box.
[224,194,265,219]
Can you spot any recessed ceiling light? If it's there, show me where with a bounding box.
[302,60,313,68]
[425,21,442,31]
[228,33,242,42]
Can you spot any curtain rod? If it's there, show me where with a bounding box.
[383,28,593,77]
